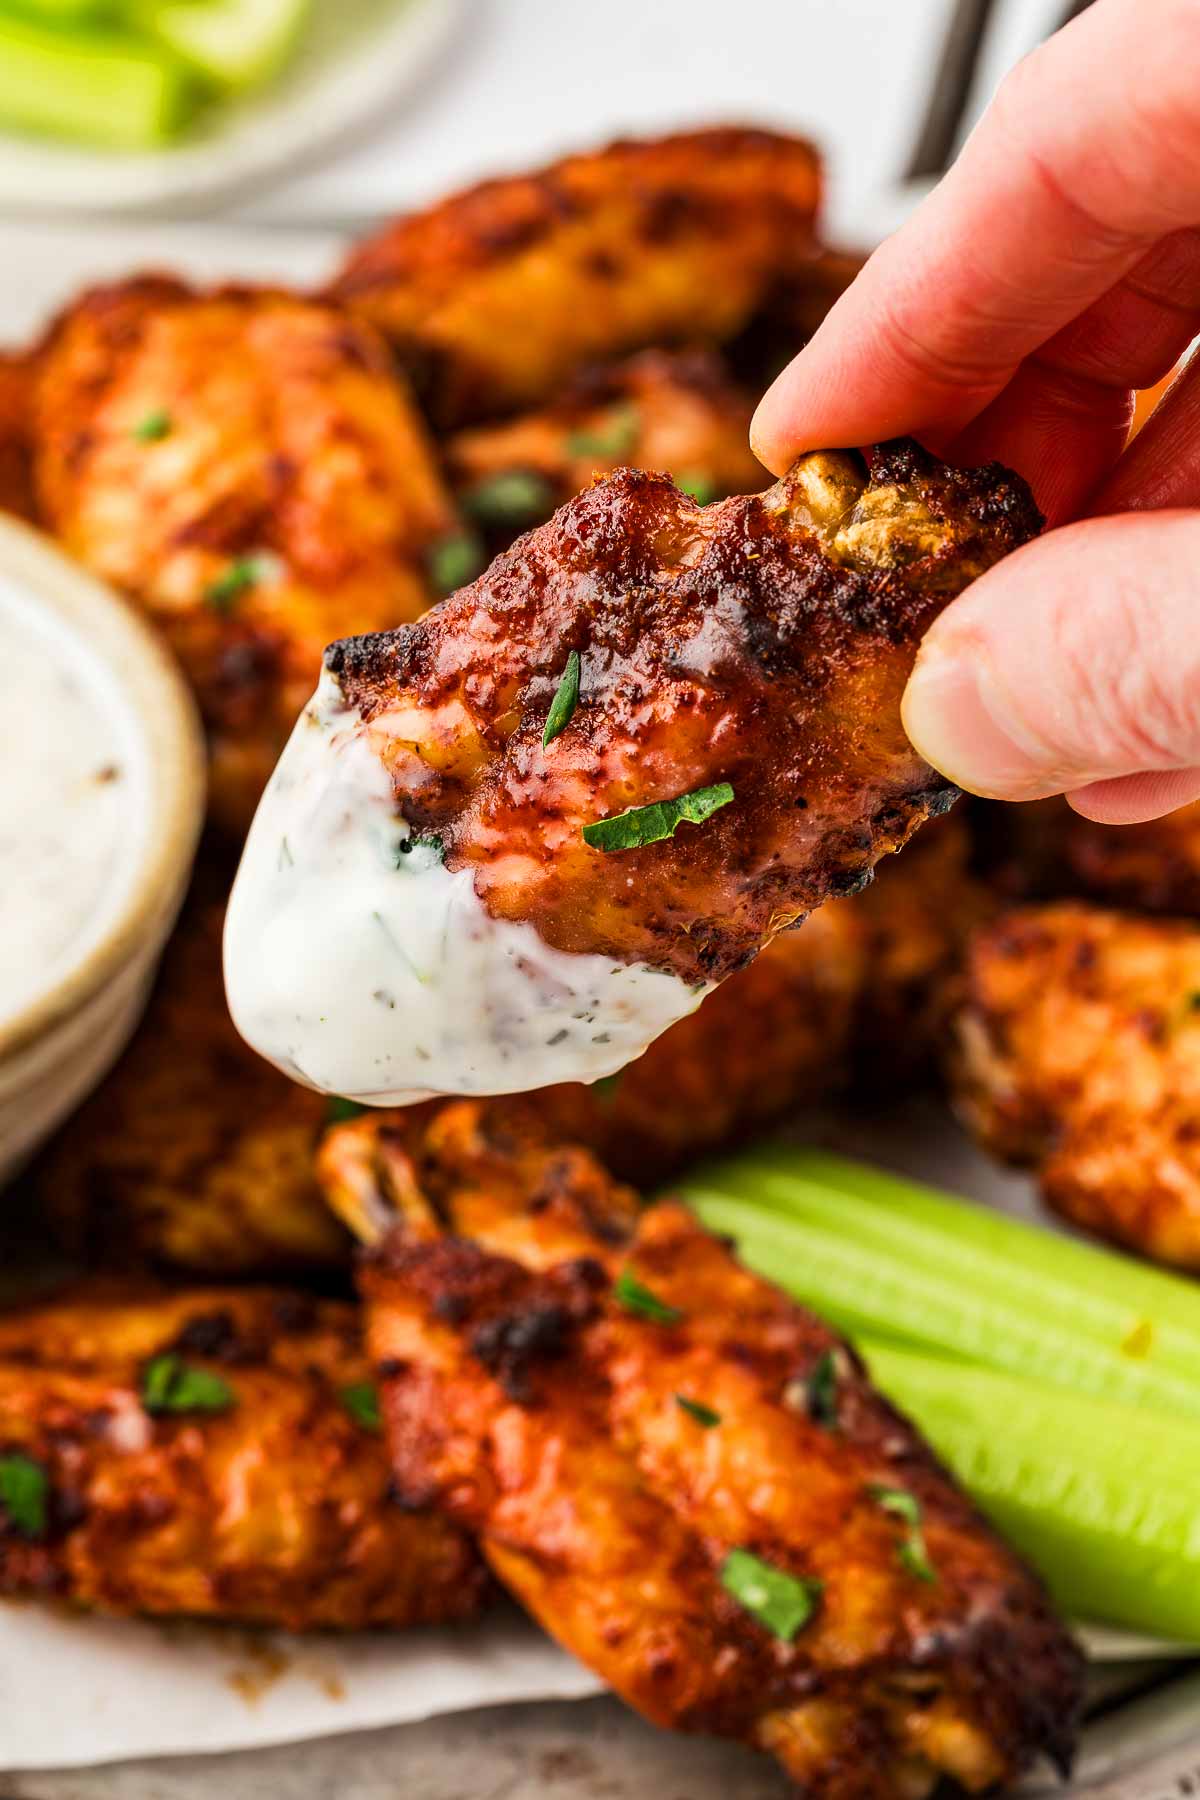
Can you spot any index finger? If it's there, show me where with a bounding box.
[751,0,1200,474]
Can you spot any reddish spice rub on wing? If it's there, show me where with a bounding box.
[320,1101,1083,1800]
[328,440,1041,990]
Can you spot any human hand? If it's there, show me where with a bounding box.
[752,0,1200,823]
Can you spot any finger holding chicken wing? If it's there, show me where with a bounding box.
[333,128,822,426]
[952,902,1200,1272]
[32,278,460,832]
[0,1282,482,1630]
[224,439,1041,1105]
[320,1100,1082,1800]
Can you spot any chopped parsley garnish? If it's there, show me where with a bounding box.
[396,833,445,864]
[675,1394,721,1428]
[341,1383,382,1433]
[543,650,581,748]
[205,555,272,613]
[719,1548,822,1640]
[141,1354,234,1416]
[592,1070,624,1101]
[806,1350,840,1428]
[461,469,554,528]
[326,1096,367,1125]
[614,1270,683,1325]
[0,1453,47,1539]
[427,532,485,597]
[566,402,640,462]
[132,408,172,443]
[677,469,717,505]
[869,1484,937,1583]
[582,782,734,853]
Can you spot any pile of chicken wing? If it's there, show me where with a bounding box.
[5,122,1197,1797]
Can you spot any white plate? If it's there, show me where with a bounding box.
[0,0,463,217]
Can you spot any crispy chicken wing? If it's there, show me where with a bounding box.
[328,440,1037,984]
[446,348,764,549]
[32,277,458,832]
[225,441,1038,1102]
[38,876,347,1277]
[951,903,1200,1270]
[0,350,35,521]
[0,1282,482,1629]
[332,128,822,425]
[321,1101,1082,1800]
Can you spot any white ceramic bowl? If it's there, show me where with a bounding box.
[0,516,206,1187]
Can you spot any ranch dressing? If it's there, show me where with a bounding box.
[224,668,706,1104]
[0,570,142,1024]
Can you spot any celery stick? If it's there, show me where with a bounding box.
[684,1151,1200,1384]
[0,16,193,147]
[125,0,309,92]
[688,1191,1200,1420]
[863,1338,1200,1641]
[0,0,112,20]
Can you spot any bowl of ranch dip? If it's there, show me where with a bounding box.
[0,515,205,1188]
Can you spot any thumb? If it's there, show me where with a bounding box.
[901,511,1200,824]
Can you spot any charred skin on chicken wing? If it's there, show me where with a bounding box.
[31,277,458,831]
[0,351,35,521]
[38,880,347,1277]
[332,128,822,426]
[328,440,1041,989]
[0,1282,482,1629]
[321,1101,1082,1800]
[447,348,764,550]
[952,902,1200,1272]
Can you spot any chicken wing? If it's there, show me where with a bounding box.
[446,348,764,550]
[224,439,1040,1102]
[321,1101,1082,1800]
[0,1282,482,1629]
[0,350,35,521]
[31,277,459,832]
[37,873,348,1277]
[951,902,1200,1270]
[1063,799,1200,917]
[332,128,822,425]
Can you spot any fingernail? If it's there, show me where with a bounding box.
[901,639,1056,799]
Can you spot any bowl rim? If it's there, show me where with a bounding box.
[0,515,206,1064]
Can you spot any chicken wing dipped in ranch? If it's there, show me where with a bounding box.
[224,441,1041,1105]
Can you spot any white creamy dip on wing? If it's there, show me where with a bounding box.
[0,571,141,1023]
[223,669,708,1104]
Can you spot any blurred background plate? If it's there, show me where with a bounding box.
[0,0,463,217]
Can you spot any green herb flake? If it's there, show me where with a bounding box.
[806,1350,840,1429]
[582,782,734,854]
[326,1096,367,1125]
[566,402,641,462]
[132,408,172,443]
[462,469,555,528]
[141,1354,235,1416]
[869,1485,937,1583]
[427,533,485,598]
[675,1394,721,1428]
[677,469,717,505]
[719,1548,822,1640]
[543,650,581,748]
[0,1453,47,1539]
[592,1070,624,1102]
[396,833,445,865]
[614,1269,683,1325]
[341,1382,382,1434]
[205,556,271,614]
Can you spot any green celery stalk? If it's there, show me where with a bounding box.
[0,15,194,147]
[686,1191,1200,1420]
[0,0,112,20]
[683,1151,1200,1386]
[863,1337,1200,1642]
[123,0,310,92]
